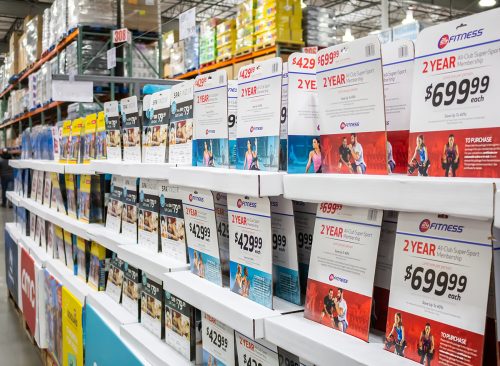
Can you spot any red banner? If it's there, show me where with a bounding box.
[21,247,36,336]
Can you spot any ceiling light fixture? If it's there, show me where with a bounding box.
[401,9,415,25]
[478,0,496,7]
[342,28,355,42]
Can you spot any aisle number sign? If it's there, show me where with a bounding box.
[112,28,131,44]
[62,287,84,366]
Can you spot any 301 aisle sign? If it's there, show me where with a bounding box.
[112,28,131,44]
[386,212,492,366]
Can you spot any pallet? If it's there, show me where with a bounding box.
[200,60,217,68]
[235,47,253,57]
[216,54,233,63]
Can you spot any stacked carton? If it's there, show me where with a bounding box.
[199,19,218,65]
[303,6,336,47]
[236,0,255,54]
[216,19,235,61]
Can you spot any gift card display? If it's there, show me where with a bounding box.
[142,90,171,163]
[121,96,141,162]
[140,272,163,338]
[106,254,125,304]
[170,80,195,165]
[160,184,188,262]
[138,178,161,252]
[106,175,124,233]
[104,101,121,161]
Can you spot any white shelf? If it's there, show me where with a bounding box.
[87,224,130,253]
[264,313,416,366]
[64,163,95,175]
[120,323,192,366]
[169,166,284,197]
[5,222,20,243]
[90,160,177,179]
[18,231,50,266]
[6,191,21,206]
[118,244,188,279]
[86,292,137,334]
[284,174,497,220]
[9,159,65,173]
[163,271,282,339]
[45,259,91,303]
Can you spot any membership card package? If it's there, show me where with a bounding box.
[121,177,138,241]
[68,118,84,164]
[104,101,121,161]
[140,272,164,339]
[122,263,141,320]
[169,80,194,165]
[106,254,125,304]
[317,36,387,174]
[142,90,171,163]
[77,174,103,224]
[121,96,141,162]
[106,175,124,233]
[83,113,97,164]
[160,184,188,262]
[138,178,161,252]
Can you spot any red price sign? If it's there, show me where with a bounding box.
[291,55,316,70]
[113,28,131,44]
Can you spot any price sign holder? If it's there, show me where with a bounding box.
[214,192,230,286]
[279,63,288,171]
[142,90,171,163]
[194,70,229,168]
[170,80,195,165]
[386,212,492,365]
[304,203,383,341]
[409,8,500,177]
[183,188,223,286]
[287,53,320,174]
[202,312,236,366]
[317,35,387,174]
[236,332,279,366]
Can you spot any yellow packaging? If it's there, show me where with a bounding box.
[237,0,255,13]
[60,120,72,163]
[68,118,84,164]
[216,19,235,35]
[236,10,254,27]
[65,174,78,219]
[216,32,235,48]
[62,287,84,366]
[63,230,73,271]
[96,111,107,160]
[88,242,107,291]
[76,236,88,282]
[237,24,254,39]
[254,17,276,34]
[83,114,97,163]
[236,35,254,53]
[78,174,92,223]
[217,44,235,60]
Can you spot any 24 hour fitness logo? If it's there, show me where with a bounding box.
[437,28,484,49]
[339,121,360,130]
[205,129,215,135]
[188,194,204,203]
[329,273,348,284]
[250,126,264,133]
[237,199,257,208]
[419,219,464,233]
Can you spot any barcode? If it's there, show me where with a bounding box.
[365,44,375,57]
[367,209,378,221]
[398,45,408,58]
[272,62,279,74]
[219,74,225,84]
[386,210,398,219]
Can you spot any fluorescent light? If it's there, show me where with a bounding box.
[402,9,415,24]
[342,28,355,42]
[479,0,496,6]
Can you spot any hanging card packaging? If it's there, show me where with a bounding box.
[236,58,283,171]
[83,113,97,163]
[183,188,223,286]
[65,174,78,219]
[138,178,161,252]
[46,222,54,257]
[64,231,74,272]
[95,111,107,159]
[159,184,188,262]
[34,215,42,245]
[30,170,38,200]
[169,80,194,165]
[228,80,238,168]
[304,203,383,341]
[194,70,229,168]
[270,196,301,305]
[36,171,44,204]
[104,101,121,161]
[317,36,387,174]
[164,291,201,362]
[121,95,141,162]
[121,177,138,242]
[213,192,230,286]
[60,120,72,163]
[78,174,103,223]
[122,262,141,320]
[68,118,84,164]
[106,254,125,304]
[293,200,317,302]
[382,40,414,174]
[202,312,236,366]
[54,225,65,264]
[29,213,36,241]
[142,90,171,163]
[228,194,273,308]
[51,173,65,214]
[39,218,46,249]
[106,175,124,233]
[140,272,164,339]
[236,332,279,366]
[409,9,500,177]
[372,210,398,331]
[287,53,320,174]
[43,172,52,207]
[386,212,492,365]
[279,62,288,171]
[76,236,89,281]
[88,242,108,291]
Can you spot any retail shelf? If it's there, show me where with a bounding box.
[120,323,191,366]
[18,231,50,266]
[0,101,65,129]
[86,292,137,334]
[5,222,21,244]
[264,313,416,366]
[6,190,21,206]
[118,244,188,279]
[9,159,66,173]
[64,163,95,175]
[90,160,177,179]
[45,258,91,303]
[284,174,497,220]
[169,166,284,197]
[163,271,283,339]
[87,224,131,253]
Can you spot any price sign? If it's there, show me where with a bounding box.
[142,89,171,163]
[107,47,116,69]
[228,80,238,168]
[387,212,492,366]
[236,332,279,366]
[169,80,194,165]
[228,195,273,308]
[202,312,235,366]
[409,9,500,177]
[179,7,196,40]
[112,28,131,44]
[183,188,223,286]
[120,96,141,162]
[159,184,188,262]
[279,63,288,171]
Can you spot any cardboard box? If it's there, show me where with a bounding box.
[219,65,234,80]
[9,32,21,75]
[233,59,253,76]
[122,0,160,33]
[253,53,276,63]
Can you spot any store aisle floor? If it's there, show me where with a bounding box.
[0,207,42,365]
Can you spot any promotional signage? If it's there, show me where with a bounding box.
[183,188,223,286]
[138,178,161,252]
[179,7,196,40]
[62,287,84,366]
[5,230,19,304]
[270,196,301,305]
[317,35,387,174]
[104,101,121,161]
[85,304,144,366]
[120,96,141,162]
[382,40,414,174]
[236,332,279,366]
[304,204,383,341]
[21,247,37,336]
[160,184,188,262]
[170,80,195,165]
[121,177,138,241]
[386,212,492,365]
[287,53,320,174]
[228,80,238,168]
[106,175,124,233]
[236,58,283,171]
[409,9,500,177]
[142,90,171,163]
[279,62,288,171]
[228,194,273,308]
[141,273,163,338]
[194,70,229,168]
[202,312,235,366]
